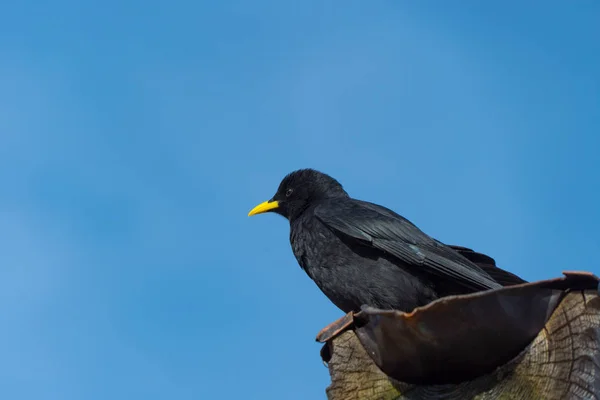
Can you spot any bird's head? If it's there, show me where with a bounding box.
[248,168,349,221]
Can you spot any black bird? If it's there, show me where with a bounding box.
[248,168,526,313]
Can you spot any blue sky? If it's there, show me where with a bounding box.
[1,1,599,399]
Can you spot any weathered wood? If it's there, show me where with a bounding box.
[325,290,600,400]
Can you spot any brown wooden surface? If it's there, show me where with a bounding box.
[324,290,600,400]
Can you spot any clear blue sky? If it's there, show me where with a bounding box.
[1,1,599,399]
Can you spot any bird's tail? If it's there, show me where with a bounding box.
[447,245,528,286]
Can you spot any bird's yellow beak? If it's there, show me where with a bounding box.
[248,200,279,216]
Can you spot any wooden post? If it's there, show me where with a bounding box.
[323,288,600,399]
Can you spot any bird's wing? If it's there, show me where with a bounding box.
[314,200,502,291]
[446,245,527,286]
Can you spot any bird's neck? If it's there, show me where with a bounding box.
[288,204,312,224]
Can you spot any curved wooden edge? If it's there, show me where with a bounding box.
[316,312,354,343]
[318,271,599,344]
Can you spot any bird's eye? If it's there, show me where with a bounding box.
[285,188,294,197]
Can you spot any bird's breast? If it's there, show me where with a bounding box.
[289,218,335,270]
